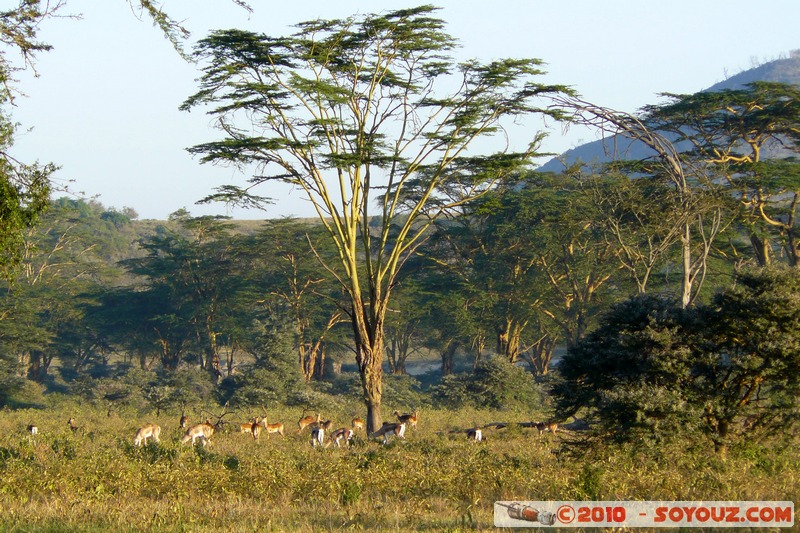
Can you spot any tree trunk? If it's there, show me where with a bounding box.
[352,301,385,434]
[358,343,384,434]
[750,233,772,267]
[440,342,457,376]
[681,223,692,309]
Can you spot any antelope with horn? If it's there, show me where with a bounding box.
[181,404,231,447]
[133,423,161,447]
[298,411,321,434]
[259,407,285,438]
[393,410,419,429]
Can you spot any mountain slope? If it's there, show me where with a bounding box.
[538,52,800,173]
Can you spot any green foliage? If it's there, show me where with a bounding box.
[432,356,542,411]
[555,268,800,453]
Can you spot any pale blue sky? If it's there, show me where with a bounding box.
[11,0,800,220]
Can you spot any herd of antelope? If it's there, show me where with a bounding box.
[25,407,559,449]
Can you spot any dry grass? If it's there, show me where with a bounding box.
[0,404,797,531]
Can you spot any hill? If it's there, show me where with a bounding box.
[538,51,800,173]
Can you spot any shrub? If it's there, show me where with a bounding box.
[432,356,543,411]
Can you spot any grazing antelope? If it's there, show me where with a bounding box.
[27,424,38,435]
[393,410,418,429]
[298,412,321,434]
[310,426,325,448]
[181,404,232,447]
[466,427,483,442]
[351,417,365,431]
[330,428,354,448]
[534,421,558,435]
[370,422,406,444]
[182,419,216,447]
[133,423,161,447]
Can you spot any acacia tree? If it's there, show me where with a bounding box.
[642,82,800,266]
[555,97,731,308]
[182,6,570,431]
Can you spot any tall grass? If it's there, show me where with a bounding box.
[0,403,796,531]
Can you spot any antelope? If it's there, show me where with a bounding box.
[330,427,354,448]
[466,427,483,442]
[27,424,38,435]
[182,419,216,447]
[320,419,334,432]
[534,421,558,435]
[181,404,232,447]
[393,410,418,429]
[179,413,189,429]
[133,423,161,447]
[68,418,82,434]
[370,422,406,444]
[310,426,325,448]
[298,412,321,434]
[240,417,261,439]
[262,418,285,438]
[352,417,365,431]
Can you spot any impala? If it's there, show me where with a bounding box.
[370,422,406,444]
[262,417,285,438]
[179,413,189,429]
[351,417,365,431]
[330,427,354,448]
[466,427,482,442]
[393,410,418,429]
[182,419,216,447]
[534,421,558,435]
[320,419,334,432]
[133,423,161,447]
[298,412,320,433]
[240,417,261,439]
[68,418,82,434]
[310,426,325,448]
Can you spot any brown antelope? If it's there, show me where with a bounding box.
[370,422,406,444]
[466,427,483,442]
[179,413,189,429]
[330,427,354,448]
[133,423,161,447]
[320,419,334,432]
[534,421,558,435]
[182,419,216,447]
[298,412,321,433]
[240,417,261,439]
[393,410,418,429]
[351,417,365,431]
[27,424,38,435]
[262,418,285,438]
[181,404,232,447]
[68,417,83,434]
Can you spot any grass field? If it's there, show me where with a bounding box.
[0,402,797,532]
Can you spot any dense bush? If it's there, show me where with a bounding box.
[553,268,800,455]
[431,356,543,411]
